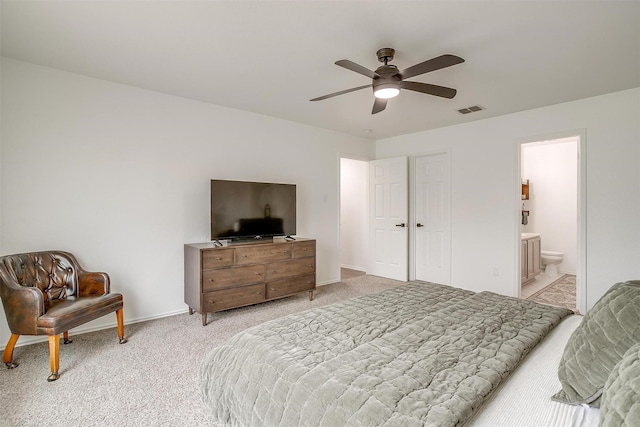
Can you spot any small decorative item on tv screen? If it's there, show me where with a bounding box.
[210,179,296,241]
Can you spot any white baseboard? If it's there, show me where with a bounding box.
[1,280,349,351]
[0,280,348,351]
[0,308,189,351]
[317,279,340,286]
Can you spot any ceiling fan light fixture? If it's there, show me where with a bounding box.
[373,83,400,99]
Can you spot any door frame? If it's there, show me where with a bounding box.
[409,148,452,282]
[515,129,587,314]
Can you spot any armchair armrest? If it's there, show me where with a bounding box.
[0,280,45,335]
[77,271,110,297]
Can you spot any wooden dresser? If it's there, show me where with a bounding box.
[184,238,316,325]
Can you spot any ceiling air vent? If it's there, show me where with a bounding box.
[457,105,484,114]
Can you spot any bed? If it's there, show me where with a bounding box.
[200,280,640,427]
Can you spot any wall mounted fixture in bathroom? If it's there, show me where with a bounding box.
[521,179,530,200]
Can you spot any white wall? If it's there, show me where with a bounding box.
[339,158,368,271]
[376,88,640,310]
[0,58,374,346]
[522,138,578,274]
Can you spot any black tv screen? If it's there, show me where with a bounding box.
[210,180,296,241]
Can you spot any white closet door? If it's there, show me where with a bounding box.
[368,157,408,281]
[415,152,451,284]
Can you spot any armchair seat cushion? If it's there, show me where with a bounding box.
[37,293,123,335]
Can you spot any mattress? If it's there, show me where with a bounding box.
[467,315,599,427]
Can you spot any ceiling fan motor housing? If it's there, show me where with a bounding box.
[373,64,401,97]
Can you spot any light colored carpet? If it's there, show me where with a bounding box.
[526,274,577,313]
[0,275,404,427]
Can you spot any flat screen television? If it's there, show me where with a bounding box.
[210,179,296,242]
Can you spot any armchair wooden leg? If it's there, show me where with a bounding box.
[3,333,20,369]
[47,334,60,382]
[63,331,73,344]
[116,308,127,344]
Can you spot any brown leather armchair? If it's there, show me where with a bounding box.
[0,251,126,381]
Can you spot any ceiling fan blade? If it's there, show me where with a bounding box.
[400,54,464,80]
[400,81,457,99]
[372,98,387,114]
[335,60,381,79]
[310,84,371,101]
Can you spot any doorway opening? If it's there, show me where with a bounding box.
[339,157,368,281]
[519,135,583,313]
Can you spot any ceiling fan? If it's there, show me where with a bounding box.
[310,48,464,114]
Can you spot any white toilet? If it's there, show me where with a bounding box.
[540,250,563,276]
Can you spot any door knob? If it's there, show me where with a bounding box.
[395,223,406,227]
[417,223,424,227]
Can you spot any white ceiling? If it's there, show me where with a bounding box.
[2,1,639,140]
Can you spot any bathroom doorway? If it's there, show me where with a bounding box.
[518,135,583,314]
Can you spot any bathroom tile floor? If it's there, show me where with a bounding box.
[520,274,562,298]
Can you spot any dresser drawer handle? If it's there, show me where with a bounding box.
[255,272,262,276]
[208,279,215,282]
[215,257,224,261]
[241,254,248,258]
[255,291,261,295]
[270,287,276,291]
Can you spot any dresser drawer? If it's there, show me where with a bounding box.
[202,264,265,291]
[202,283,265,312]
[266,274,315,299]
[235,244,291,264]
[202,248,235,269]
[292,241,316,258]
[266,257,315,281]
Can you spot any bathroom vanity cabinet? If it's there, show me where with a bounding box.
[521,234,541,285]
